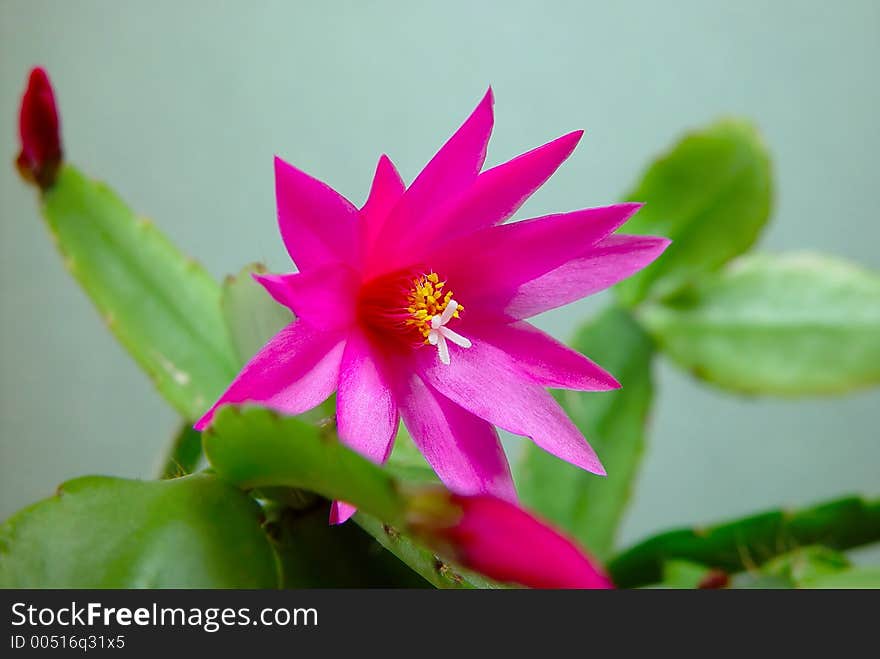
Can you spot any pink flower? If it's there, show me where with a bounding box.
[16,67,62,190]
[409,491,613,589]
[196,90,669,523]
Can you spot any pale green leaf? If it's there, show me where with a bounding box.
[221,263,294,365]
[641,252,880,395]
[616,119,772,306]
[40,165,238,420]
[802,566,880,589]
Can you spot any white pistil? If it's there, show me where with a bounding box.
[427,300,472,365]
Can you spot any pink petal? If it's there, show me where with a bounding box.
[360,154,405,248]
[395,372,516,502]
[468,321,620,391]
[433,204,643,322]
[329,501,358,525]
[423,130,583,243]
[366,89,494,274]
[193,322,344,431]
[504,234,671,319]
[331,331,400,525]
[417,339,605,475]
[274,156,361,272]
[260,265,357,332]
[444,494,613,589]
[336,331,399,464]
[252,272,298,310]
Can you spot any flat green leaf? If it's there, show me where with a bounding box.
[204,406,501,588]
[40,165,239,420]
[801,566,880,589]
[517,307,654,561]
[0,473,280,588]
[641,252,880,395]
[609,495,880,588]
[221,263,294,364]
[616,119,772,306]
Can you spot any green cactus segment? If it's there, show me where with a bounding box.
[0,473,280,588]
[609,495,880,588]
[616,119,772,307]
[386,425,439,484]
[204,406,500,588]
[731,546,859,588]
[221,263,295,365]
[158,423,203,479]
[659,560,719,589]
[40,165,238,420]
[801,567,880,589]
[354,513,497,589]
[758,546,851,587]
[517,306,654,561]
[641,252,880,395]
[264,503,430,588]
[204,406,407,526]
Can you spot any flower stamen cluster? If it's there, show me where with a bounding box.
[404,273,470,364]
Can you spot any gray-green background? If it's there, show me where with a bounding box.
[1,1,878,548]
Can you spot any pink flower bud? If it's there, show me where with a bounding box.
[16,67,62,190]
[410,490,613,589]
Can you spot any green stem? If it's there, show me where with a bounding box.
[609,495,880,587]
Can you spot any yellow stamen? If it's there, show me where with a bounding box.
[405,272,464,341]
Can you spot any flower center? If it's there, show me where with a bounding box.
[358,270,472,364]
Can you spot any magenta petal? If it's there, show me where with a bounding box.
[274,156,361,272]
[426,130,583,242]
[396,372,516,502]
[329,501,358,525]
[332,332,399,525]
[193,322,344,431]
[361,154,405,247]
[252,272,298,310]
[434,204,642,320]
[367,89,494,274]
[336,331,399,464]
[272,265,358,332]
[469,322,619,391]
[417,340,605,475]
[504,234,671,319]
[445,495,613,589]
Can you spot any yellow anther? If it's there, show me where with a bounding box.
[404,271,463,341]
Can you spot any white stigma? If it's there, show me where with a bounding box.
[427,299,472,365]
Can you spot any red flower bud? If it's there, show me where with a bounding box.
[15,67,62,190]
[409,490,613,589]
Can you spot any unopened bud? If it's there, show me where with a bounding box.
[408,488,613,589]
[15,67,62,190]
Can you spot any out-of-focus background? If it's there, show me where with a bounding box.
[1,1,878,547]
